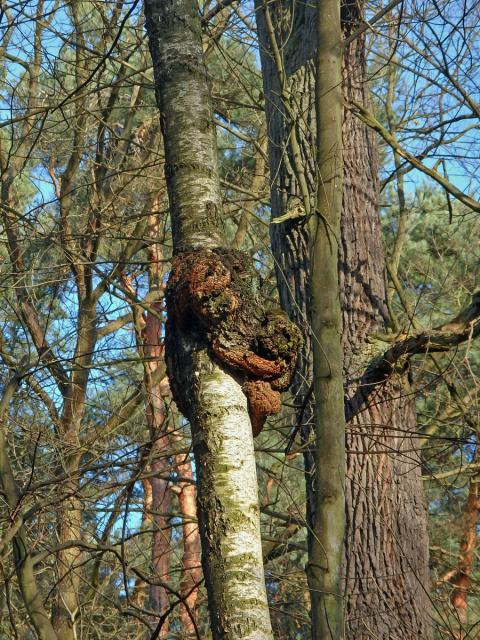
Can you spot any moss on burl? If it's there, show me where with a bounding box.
[166,248,302,435]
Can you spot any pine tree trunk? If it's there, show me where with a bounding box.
[450,456,480,637]
[255,1,432,637]
[144,361,171,621]
[142,224,172,623]
[52,462,82,640]
[172,445,202,636]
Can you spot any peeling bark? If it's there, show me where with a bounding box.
[125,215,172,628]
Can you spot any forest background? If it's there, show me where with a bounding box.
[0,1,479,639]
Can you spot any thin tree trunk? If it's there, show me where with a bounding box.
[49,9,96,627]
[450,454,480,636]
[131,478,152,610]
[145,367,171,620]
[144,1,290,637]
[306,1,346,637]
[255,1,432,637]
[1,166,86,640]
[130,211,202,633]
[384,30,409,324]
[0,367,59,640]
[143,224,172,622]
[53,300,97,640]
[53,461,82,640]
[231,129,267,250]
[172,445,202,636]
[123,220,172,629]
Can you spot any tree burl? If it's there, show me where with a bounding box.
[166,248,302,435]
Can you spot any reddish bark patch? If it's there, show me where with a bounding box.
[166,249,301,434]
[450,476,480,628]
[211,339,283,379]
[243,380,282,437]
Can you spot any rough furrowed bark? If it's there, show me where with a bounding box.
[255,0,432,637]
[341,24,432,631]
[144,1,301,637]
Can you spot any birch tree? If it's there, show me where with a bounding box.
[143,1,300,637]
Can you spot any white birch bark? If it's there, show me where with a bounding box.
[143,1,274,637]
[193,355,273,639]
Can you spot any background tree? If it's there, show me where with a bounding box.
[255,0,479,638]
[0,2,206,637]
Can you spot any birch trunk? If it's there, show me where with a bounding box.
[144,1,275,637]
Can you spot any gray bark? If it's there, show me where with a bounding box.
[144,2,275,637]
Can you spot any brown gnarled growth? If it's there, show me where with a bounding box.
[243,380,282,437]
[145,2,299,635]
[166,248,301,434]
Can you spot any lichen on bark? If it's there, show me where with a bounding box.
[165,247,302,435]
